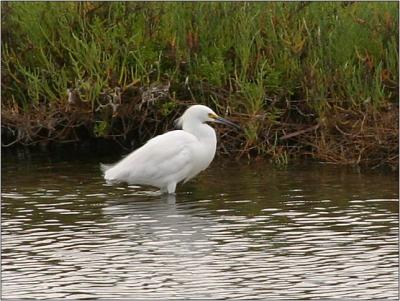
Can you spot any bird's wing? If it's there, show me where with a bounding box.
[104,130,197,185]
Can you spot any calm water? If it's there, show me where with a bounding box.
[2,153,399,299]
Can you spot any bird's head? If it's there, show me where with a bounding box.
[175,105,239,129]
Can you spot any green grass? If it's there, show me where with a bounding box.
[1,2,398,164]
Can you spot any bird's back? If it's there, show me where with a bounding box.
[103,130,198,187]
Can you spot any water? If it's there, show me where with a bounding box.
[2,153,398,299]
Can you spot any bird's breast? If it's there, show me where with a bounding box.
[193,138,217,171]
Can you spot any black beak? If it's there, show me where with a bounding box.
[214,116,240,129]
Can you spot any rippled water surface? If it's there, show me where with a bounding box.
[2,153,399,299]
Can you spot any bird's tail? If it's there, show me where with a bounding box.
[100,163,125,185]
[100,163,114,174]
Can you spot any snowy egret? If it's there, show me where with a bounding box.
[101,105,239,194]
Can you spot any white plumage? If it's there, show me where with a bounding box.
[101,105,238,194]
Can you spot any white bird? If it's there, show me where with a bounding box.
[101,105,239,194]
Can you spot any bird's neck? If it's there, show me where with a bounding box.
[183,121,217,169]
[183,122,216,143]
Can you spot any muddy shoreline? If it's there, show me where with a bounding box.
[2,97,398,171]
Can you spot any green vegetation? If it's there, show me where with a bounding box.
[1,2,398,169]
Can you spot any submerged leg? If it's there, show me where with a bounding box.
[167,182,177,194]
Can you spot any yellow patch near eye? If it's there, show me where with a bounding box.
[208,113,217,119]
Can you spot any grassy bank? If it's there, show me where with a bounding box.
[1,2,398,169]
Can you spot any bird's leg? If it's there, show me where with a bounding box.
[167,182,177,194]
[161,194,176,204]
